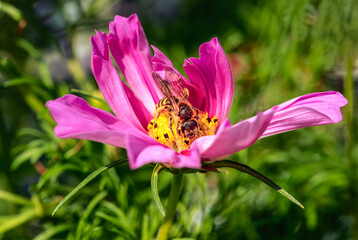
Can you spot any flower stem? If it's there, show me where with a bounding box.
[156,172,184,240]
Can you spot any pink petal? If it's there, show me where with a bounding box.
[196,108,277,159]
[183,38,234,122]
[127,133,201,169]
[261,91,348,137]
[46,94,133,148]
[108,14,161,112]
[151,45,187,82]
[196,91,347,161]
[151,45,176,78]
[91,31,110,61]
[127,137,174,169]
[176,143,201,169]
[91,32,152,131]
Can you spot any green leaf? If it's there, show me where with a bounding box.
[206,160,305,209]
[11,147,43,170]
[75,191,108,240]
[0,2,22,21]
[11,140,56,170]
[151,164,166,217]
[33,224,71,240]
[17,128,47,138]
[52,158,127,216]
[277,189,305,209]
[37,163,84,190]
[95,210,136,238]
[70,89,106,104]
[172,238,196,240]
[0,190,31,205]
[3,77,42,87]
[0,208,37,234]
[101,201,136,237]
[16,39,53,88]
[0,58,21,78]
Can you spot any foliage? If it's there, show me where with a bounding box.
[0,0,357,239]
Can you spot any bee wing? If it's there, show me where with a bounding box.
[152,72,171,99]
[164,67,188,100]
[152,72,179,111]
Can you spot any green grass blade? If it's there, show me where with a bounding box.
[75,191,108,240]
[16,39,53,89]
[0,190,31,205]
[0,2,22,21]
[207,160,304,209]
[151,164,166,217]
[3,77,41,87]
[0,208,37,234]
[33,224,71,240]
[52,159,127,216]
[277,189,304,209]
[70,89,107,104]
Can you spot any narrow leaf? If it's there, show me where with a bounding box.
[16,39,53,88]
[52,159,127,216]
[277,189,304,209]
[206,160,304,209]
[75,191,108,240]
[3,77,41,87]
[0,190,31,205]
[70,89,107,104]
[33,224,71,240]
[151,164,166,217]
[0,208,37,234]
[0,2,22,21]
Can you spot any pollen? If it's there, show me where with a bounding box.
[147,109,218,152]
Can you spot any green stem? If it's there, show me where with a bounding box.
[156,172,184,240]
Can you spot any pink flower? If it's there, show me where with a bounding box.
[46,14,347,170]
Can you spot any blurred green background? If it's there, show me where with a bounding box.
[0,0,357,239]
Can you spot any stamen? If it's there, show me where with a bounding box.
[148,107,218,152]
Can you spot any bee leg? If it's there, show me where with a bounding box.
[176,118,182,136]
[169,117,175,136]
[154,106,166,121]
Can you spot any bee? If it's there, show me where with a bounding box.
[152,67,202,144]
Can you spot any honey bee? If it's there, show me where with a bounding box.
[152,67,202,144]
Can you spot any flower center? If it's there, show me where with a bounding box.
[147,98,218,152]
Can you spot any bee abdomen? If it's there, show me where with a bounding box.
[156,97,172,109]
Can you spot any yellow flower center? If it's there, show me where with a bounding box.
[147,101,218,152]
